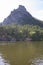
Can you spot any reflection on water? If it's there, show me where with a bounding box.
[0,42,43,65]
[31,56,43,65]
[0,54,10,65]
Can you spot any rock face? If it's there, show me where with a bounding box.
[2,5,43,27]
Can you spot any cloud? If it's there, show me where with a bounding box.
[31,10,43,21]
[0,0,43,22]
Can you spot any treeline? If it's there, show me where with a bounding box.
[0,24,43,41]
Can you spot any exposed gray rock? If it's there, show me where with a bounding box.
[2,5,43,27]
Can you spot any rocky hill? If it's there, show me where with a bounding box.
[2,5,43,27]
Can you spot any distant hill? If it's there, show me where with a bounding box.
[2,5,43,27]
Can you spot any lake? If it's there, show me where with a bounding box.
[0,41,43,65]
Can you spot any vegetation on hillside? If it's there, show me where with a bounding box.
[0,24,43,41]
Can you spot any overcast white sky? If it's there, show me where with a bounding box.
[0,0,43,22]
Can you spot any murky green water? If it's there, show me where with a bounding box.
[0,41,43,65]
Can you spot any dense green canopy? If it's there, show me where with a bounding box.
[0,24,43,41]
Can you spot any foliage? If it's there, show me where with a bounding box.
[0,24,43,41]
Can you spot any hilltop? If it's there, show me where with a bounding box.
[2,5,43,27]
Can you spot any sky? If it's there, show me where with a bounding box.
[0,0,43,22]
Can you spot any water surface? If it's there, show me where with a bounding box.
[0,41,43,65]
